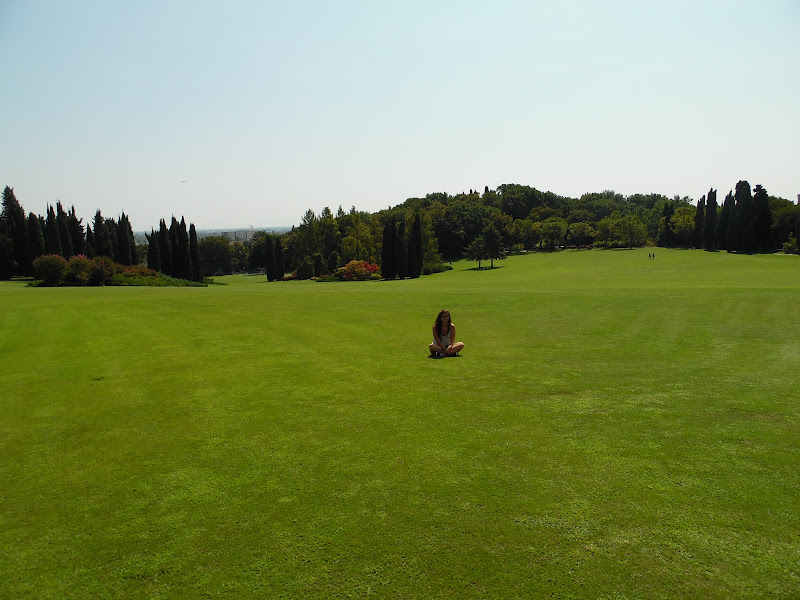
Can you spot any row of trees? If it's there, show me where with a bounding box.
[0,186,204,282]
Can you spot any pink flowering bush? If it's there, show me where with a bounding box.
[334,260,380,281]
[65,254,92,286]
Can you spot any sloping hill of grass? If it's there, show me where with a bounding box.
[1,249,798,598]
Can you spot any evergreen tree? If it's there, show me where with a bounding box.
[93,210,113,258]
[68,206,84,256]
[693,196,705,248]
[146,229,161,272]
[56,202,74,258]
[169,217,179,272]
[381,217,396,279]
[717,190,734,250]
[274,237,285,280]
[84,224,95,258]
[262,235,276,281]
[190,223,203,281]
[27,212,45,271]
[45,205,63,256]
[2,186,28,276]
[464,235,487,268]
[116,213,133,266]
[703,188,717,251]
[176,217,192,279]
[657,201,675,247]
[407,227,419,278]
[326,251,339,274]
[157,219,172,275]
[0,233,12,279]
[482,221,506,267]
[105,217,119,259]
[752,184,772,250]
[734,180,754,253]
[409,213,423,277]
[395,219,408,278]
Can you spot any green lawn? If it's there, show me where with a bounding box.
[1,249,798,599]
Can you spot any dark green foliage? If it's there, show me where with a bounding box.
[146,229,161,272]
[169,217,179,273]
[33,254,67,286]
[157,219,172,275]
[84,224,95,258]
[274,237,285,279]
[45,206,63,256]
[326,251,340,275]
[190,223,203,282]
[199,236,232,276]
[409,213,423,278]
[381,218,396,280]
[717,191,733,250]
[67,206,84,256]
[482,221,506,267]
[735,181,755,253]
[175,217,192,280]
[64,255,92,286]
[464,235,487,268]
[657,201,675,247]
[752,184,772,250]
[1,186,28,276]
[93,211,113,259]
[296,257,313,280]
[312,253,324,277]
[0,233,12,279]
[693,196,705,248]
[56,202,74,258]
[704,189,717,251]
[395,219,408,279]
[88,256,115,286]
[116,212,133,266]
[724,191,738,252]
[27,212,45,272]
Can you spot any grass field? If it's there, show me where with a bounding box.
[1,249,798,599]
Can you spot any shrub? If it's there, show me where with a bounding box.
[65,255,92,286]
[296,258,314,280]
[33,254,67,286]
[335,260,380,281]
[88,256,116,286]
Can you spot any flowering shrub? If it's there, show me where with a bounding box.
[88,256,116,286]
[33,254,67,286]
[65,255,92,286]
[335,260,380,281]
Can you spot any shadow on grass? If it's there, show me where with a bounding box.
[427,354,463,359]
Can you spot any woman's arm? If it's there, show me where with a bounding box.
[449,323,456,348]
[433,325,443,348]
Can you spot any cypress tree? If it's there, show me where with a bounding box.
[176,217,191,279]
[395,219,408,279]
[717,191,733,250]
[27,212,45,270]
[93,210,113,258]
[657,201,675,247]
[1,186,28,276]
[704,189,717,251]
[146,229,161,272]
[157,219,172,275]
[752,184,772,250]
[68,206,84,256]
[116,213,132,266]
[735,180,754,253]
[190,223,203,281]
[407,227,419,278]
[45,205,63,256]
[274,236,285,280]
[56,202,74,258]
[381,217,396,279]
[410,213,423,277]
[724,191,738,252]
[263,235,276,281]
[169,217,179,272]
[84,224,95,258]
[693,196,705,248]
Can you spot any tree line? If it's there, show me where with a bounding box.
[0,186,203,282]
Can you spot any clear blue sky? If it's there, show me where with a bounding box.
[2,0,798,230]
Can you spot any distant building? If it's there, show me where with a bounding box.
[221,230,255,242]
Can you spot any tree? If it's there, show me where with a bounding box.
[146,229,161,272]
[734,180,754,253]
[752,184,772,250]
[1,186,27,276]
[157,219,172,275]
[464,235,487,268]
[68,206,84,256]
[618,214,647,248]
[693,196,705,248]
[541,216,568,250]
[84,224,95,258]
[381,217,396,280]
[482,221,506,267]
[717,191,734,251]
[274,236,285,280]
[93,210,113,258]
[175,217,192,279]
[409,213,423,277]
[657,201,675,247]
[189,223,203,281]
[27,212,45,272]
[395,219,408,278]
[116,212,133,266]
[45,205,63,256]
[703,188,717,251]
[56,202,74,258]
[199,236,232,275]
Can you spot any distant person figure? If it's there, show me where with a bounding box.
[429,309,464,358]
[648,253,652,260]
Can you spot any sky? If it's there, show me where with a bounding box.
[2,0,798,231]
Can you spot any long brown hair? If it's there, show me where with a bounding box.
[434,310,451,336]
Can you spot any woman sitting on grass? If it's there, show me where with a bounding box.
[429,309,464,358]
